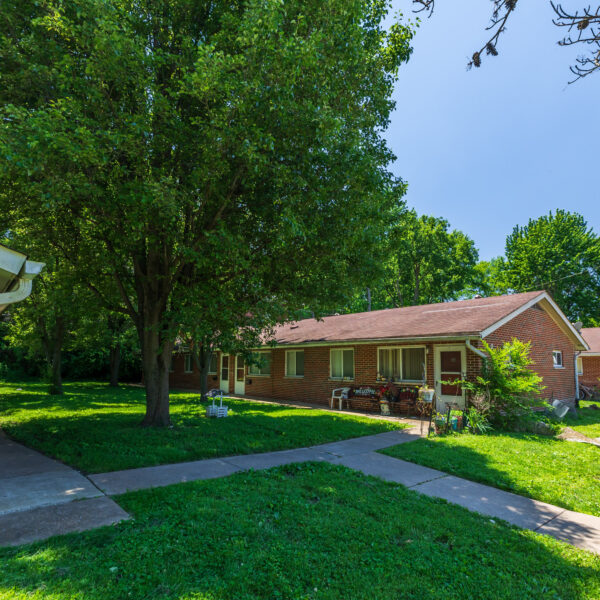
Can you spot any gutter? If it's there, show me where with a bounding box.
[465,339,487,359]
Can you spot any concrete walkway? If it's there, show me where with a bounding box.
[3,426,600,554]
[0,432,129,547]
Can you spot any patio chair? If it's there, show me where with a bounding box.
[331,387,351,410]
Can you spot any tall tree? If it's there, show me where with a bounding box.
[380,211,479,307]
[503,209,600,323]
[1,0,413,425]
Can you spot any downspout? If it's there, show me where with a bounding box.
[465,339,487,359]
[574,351,581,400]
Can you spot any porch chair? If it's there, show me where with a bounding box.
[331,387,351,410]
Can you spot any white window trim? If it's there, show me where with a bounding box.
[184,353,193,374]
[329,347,355,381]
[285,350,304,378]
[552,350,564,369]
[376,345,427,383]
[577,356,583,375]
[248,351,272,377]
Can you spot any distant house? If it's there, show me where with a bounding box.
[0,245,44,314]
[579,328,600,394]
[170,291,588,410]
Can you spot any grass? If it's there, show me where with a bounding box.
[1,462,599,600]
[381,432,600,517]
[565,400,600,438]
[0,381,406,473]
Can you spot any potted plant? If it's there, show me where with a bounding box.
[377,382,393,415]
[434,412,447,435]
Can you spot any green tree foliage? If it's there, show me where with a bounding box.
[503,210,600,324]
[0,0,414,425]
[459,339,545,428]
[3,252,87,394]
[464,257,510,298]
[381,211,479,307]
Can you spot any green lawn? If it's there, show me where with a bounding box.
[0,381,406,473]
[381,432,600,517]
[565,400,600,438]
[1,463,598,600]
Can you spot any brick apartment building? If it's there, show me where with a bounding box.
[170,291,588,411]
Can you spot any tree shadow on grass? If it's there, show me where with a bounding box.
[0,463,598,600]
[0,390,400,473]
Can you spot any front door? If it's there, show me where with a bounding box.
[234,356,245,395]
[434,345,466,412]
[220,354,230,392]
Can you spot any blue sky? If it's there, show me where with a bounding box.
[385,1,600,260]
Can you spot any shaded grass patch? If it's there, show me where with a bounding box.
[0,381,406,473]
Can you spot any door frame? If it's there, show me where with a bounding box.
[220,354,230,392]
[433,344,467,411]
[234,355,246,395]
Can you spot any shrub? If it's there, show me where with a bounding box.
[458,339,545,428]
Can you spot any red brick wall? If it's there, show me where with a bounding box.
[169,351,222,392]
[580,356,600,389]
[485,306,577,401]
[238,341,473,407]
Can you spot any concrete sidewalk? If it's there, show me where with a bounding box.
[0,432,129,546]
[3,425,600,554]
[89,427,600,555]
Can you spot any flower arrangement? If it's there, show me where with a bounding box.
[377,383,393,402]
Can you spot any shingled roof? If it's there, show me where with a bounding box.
[581,328,600,355]
[271,291,582,346]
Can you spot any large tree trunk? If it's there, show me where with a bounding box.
[139,324,172,427]
[109,345,121,387]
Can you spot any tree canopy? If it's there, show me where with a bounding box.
[1,0,414,424]
[503,209,600,324]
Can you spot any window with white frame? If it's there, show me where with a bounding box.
[330,348,354,380]
[285,350,304,377]
[208,353,218,375]
[378,347,425,382]
[552,350,563,368]
[184,353,193,373]
[577,356,583,375]
[248,351,271,376]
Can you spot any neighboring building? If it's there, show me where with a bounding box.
[0,245,44,314]
[579,328,600,393]
[169,291,588,410]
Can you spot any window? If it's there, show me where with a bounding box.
[208,353,218,375]
[248,352,271,376]
[552,351,563,368]
[378,347,426,382]
[577,356,583,375]
[285,350,304,377]
[184,353,193,373]
[221,355,229,381]
[330,348,354,380]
